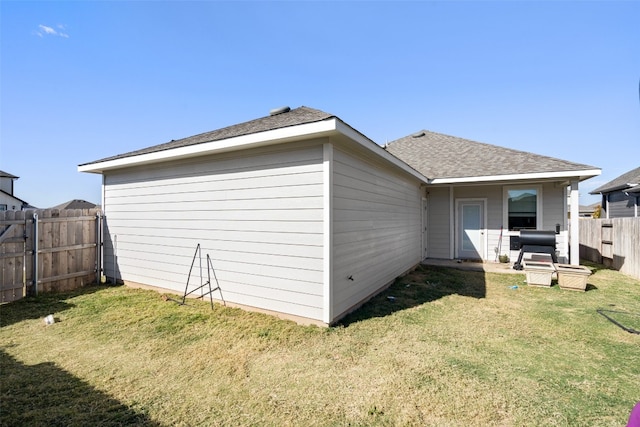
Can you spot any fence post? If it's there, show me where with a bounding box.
[32,212,39,296]
[22,215,28,298]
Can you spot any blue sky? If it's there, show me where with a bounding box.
[1,1,638,208]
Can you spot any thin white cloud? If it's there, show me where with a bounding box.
[35,24,69,38]
[40,25,56,35]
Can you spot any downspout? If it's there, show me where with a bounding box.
[22,216,27,298]
[569,179,579,265]
[112,234,117,284]
[562,185,569,262]
[449,185,455,259]
[96,211,102,284]
[322,142,333,325]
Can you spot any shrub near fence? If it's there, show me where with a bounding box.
[579,217,640,280]
[0,208,102,303]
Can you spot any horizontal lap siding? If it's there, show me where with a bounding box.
[542,182,565,230]
[426,187,451,259]
[332,147,422,319]
[102,144,325,321]
[608,191,637,218]
[452,182,569,261]
[541,182,568,261]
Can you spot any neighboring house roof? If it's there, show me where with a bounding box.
[625,186,640,194]
[0,170,18,179]
[81,106,335,166]
[589,166,640,194]
[51,199,97,210]
[385,130,600,183]
[579,203,599,215]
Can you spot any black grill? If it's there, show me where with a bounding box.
[513,230,557,270]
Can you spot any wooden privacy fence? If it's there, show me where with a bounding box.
[0,208,102,303]
[579,217,640,280]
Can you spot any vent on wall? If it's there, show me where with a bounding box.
[270,106,291,116]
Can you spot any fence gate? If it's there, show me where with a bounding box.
[579,217,640,280]
[0,209,102,303]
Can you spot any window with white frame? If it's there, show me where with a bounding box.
[504,186,542,231]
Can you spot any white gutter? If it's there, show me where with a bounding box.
[79,119,340,174]
[78,118,431,184]
[430,169,601,184]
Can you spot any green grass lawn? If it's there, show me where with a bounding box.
[1,264,639,426]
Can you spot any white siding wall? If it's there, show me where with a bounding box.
[428,182,570,262]
[541,181,568,262]
[331,146,422,319]
[541,181,565,230]
[425,187,451,259]
[102,142,326,321]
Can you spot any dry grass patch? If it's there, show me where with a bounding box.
[1,264,639,426]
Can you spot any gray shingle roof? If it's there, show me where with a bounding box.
[80,106,334,166]
[590,166,640,194]
[385,130,598,180]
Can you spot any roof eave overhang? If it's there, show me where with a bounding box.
[78,119,343,174]
[625,186,640,193]
[78,118,430,183]
[429,169,601,185]
[590,182,639,194]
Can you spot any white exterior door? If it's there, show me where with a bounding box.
[457,200,486,260]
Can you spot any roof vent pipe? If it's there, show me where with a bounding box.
[412,131,426,138]
[269,106,291,116]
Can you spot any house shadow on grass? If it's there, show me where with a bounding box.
[0,285,108,329]
[0,350,162,427]
[339,265,487,327]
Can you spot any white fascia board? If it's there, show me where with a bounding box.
[78,119,340,174]
[334,121,429,184]
[430,169,601,184]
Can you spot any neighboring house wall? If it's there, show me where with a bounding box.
[331,145,422,319]
[0,192,23,211]
[605,191,638,218]
[102,141,327,321]
[0,177,13,195]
